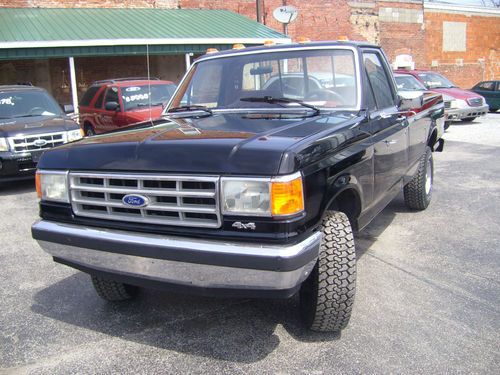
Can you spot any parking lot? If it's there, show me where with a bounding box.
[1,114,499,374]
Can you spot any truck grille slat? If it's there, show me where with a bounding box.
[69,172,221,228]
[8,131,67,153]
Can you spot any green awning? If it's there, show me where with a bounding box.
[0,8,290,60]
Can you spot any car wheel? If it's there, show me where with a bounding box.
[91,276,138,301]
[461,117,476,122]
[404,146,433,210]
[300,211,356,332]
[84,124,95,136]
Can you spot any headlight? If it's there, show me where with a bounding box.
[221,172,304,216]
[0,137,9,152]
[35,170,69,202]
[67,128,83,142]
[450,99,467,109]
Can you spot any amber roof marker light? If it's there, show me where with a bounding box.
[232,43,245,50]
[296,36,311,44]
[206,48,219,54]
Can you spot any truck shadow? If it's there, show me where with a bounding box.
[0,178,35,196]
[31,197,407,362]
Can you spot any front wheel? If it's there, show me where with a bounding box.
[84,124,96,136]
[91,276,138,301]
[300,211,356,332]
[404,146,433,210]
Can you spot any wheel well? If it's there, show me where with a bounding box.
[327,188,361,230]
[428,129,437,150]
[83,121,93,130]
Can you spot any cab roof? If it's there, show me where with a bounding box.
[196,40,380,62]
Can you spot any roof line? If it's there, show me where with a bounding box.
[0,37,292,50]
[424,2,500,16]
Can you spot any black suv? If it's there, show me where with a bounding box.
[0,85,82,182]
[32,41,444,332]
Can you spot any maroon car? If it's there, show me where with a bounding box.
[395,70,488,123]
[79,78,176,136]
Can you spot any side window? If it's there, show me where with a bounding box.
[363,71,377,111]
[79,86,100,106]
[93,88,106,109]
[363,52,395,109]
[479,82,494,91]
[104,87,120,109]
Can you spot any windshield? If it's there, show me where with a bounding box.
[0,90,62,119]
[395,75,426,91]
[121,83,177,111]
[168,48,358,112]
[417,72,456,89]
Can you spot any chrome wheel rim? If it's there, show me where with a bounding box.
[425,158,432,195]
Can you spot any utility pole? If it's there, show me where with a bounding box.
[256,0,262,23]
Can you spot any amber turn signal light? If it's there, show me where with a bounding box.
[35,171,42,199]
[271,175,304,216]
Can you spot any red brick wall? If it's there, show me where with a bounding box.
[180,1,354,41]
[425,10,500,88]
[377,1,426,68]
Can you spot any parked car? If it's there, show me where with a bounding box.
[79,78,177,136]
[32,41,443,332]
[0,85,82,182]
[395,69,488,122]
[394,72,445,137]
[471,80,500,112]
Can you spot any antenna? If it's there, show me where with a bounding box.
[146,44,154,127]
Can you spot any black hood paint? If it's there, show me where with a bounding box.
[0,115,79,138]
[38,112,360,176]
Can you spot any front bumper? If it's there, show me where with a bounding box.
[0,152,38,181]
[32,220,322,298]
[445,105,488,121]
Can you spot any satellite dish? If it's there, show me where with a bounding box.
[273,6,298,24]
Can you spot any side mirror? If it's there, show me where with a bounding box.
[63,104,74,114]
[105,101,120,111]
[398,91,423,111]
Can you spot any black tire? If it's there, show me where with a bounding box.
[91,276,138,301]
[461,117,476,122]
[300,211,356,332]
[404,146,433,210]
[84,124,95,136]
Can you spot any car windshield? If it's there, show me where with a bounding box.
[395,75,426,91]
[417,72,456,89]
[167,48,358,113]
[121,83,177,111]
[0,90,62,119]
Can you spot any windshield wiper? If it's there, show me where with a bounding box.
[239,96,320,115]
[167,105,213,115]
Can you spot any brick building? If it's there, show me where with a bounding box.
[0,0,498,107]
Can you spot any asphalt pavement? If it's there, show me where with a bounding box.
[1,114,499,374]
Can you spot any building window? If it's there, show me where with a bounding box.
[443,22,466,52]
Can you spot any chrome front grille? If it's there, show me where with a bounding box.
[8,131,67,153]
[69,172,221,228]
[467,97,483,107]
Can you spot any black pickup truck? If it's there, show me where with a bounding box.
[32,41,444,332]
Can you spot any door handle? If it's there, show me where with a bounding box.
[379,112,392,119]
[384,140,397,146]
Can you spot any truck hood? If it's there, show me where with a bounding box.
[0,115,79,138]
[39,111,357,175]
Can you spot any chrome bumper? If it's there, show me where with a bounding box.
[445,105,488,120]
[32,220,321,296]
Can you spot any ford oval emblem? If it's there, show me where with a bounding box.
[34,139,48,147]
[122,194,149,208]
